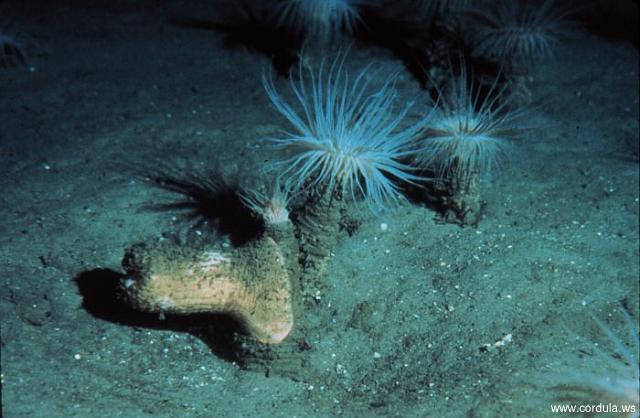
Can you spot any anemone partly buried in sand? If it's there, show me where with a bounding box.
[418,55,522,226]
[263,51,427,299]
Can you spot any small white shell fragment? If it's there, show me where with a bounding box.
[380,223,388,231]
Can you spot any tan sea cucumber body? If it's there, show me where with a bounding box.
[120,236,294,344]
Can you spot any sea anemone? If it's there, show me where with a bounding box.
[550,306,639,417]
[276,0,364,45]
[469,0,573,70]
[240,179,292,226]
[239,179,300,284]
[263,52,428,212]
[419,58,520,182]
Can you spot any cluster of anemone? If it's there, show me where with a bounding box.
[263,53,428,212]
[419,59,521,182]
[259,0,574,214]
[271,0,573,73]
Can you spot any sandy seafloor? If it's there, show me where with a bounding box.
[1,1,638,417]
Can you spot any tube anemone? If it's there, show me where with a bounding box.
[420,58,521,182]
[470,0,574,70]
[276,0,364,45]
[263,52,428,212]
